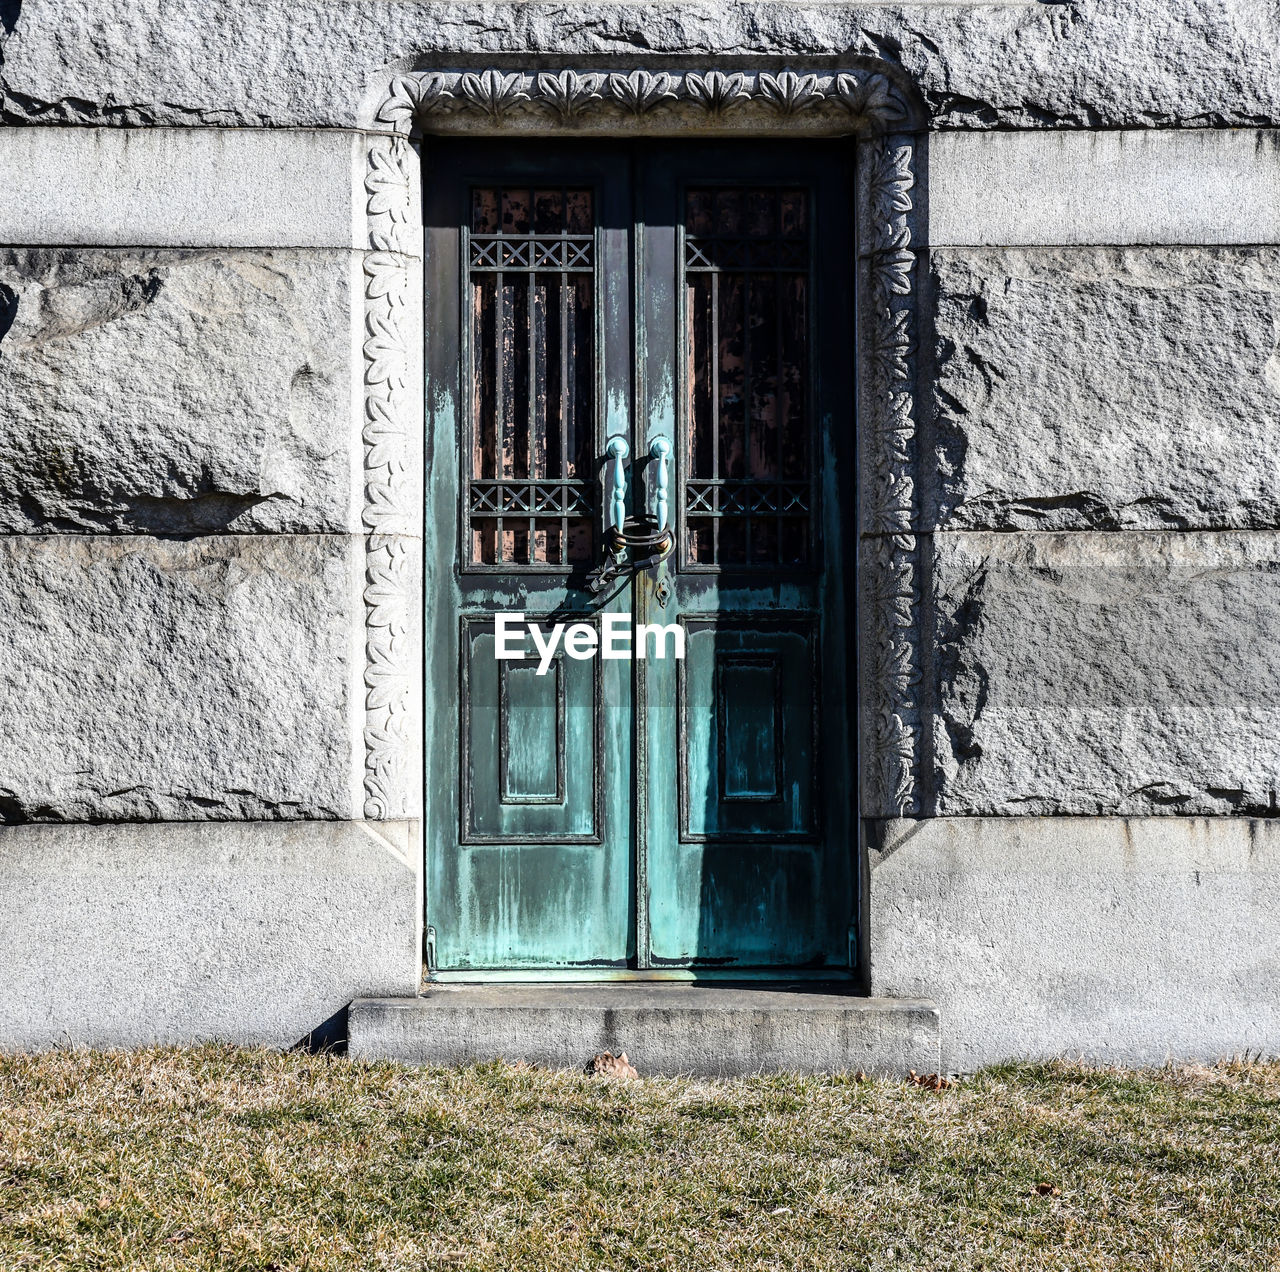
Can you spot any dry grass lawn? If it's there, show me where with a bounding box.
[1,1047,1279,1271]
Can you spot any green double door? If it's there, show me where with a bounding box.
[424,139,856,975]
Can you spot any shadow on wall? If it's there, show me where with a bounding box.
[0,2,20,49]
[0,284,15,342]
[294,1005,350,1056]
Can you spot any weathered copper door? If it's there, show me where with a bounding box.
[424,140,855,975]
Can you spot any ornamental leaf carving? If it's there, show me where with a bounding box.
[366,714,413,750]
[366,674,411,714]
[862,542,918,633]
[362,123,423,820]
[856,135,921,815]
[363,251,408,302]
[868,144,915,215]
[684,71,750,116]
[363,395,407,469]
[865,470,916,537]
[870,229,915,301]
[373,67,919,137]
[873,308,913,382]
[365,143,412,220]
[364,311,407,385]
[366,681,411,715]
[834,72,910,127]
[364,706,414,821]
[877,391,915,465]
[458,69,530,121]
[376,73,449,129]
[757,71,824,116]
[872,708,917,814]
[607,70,678,115]
[363,534,416,817]
[866,633,916,718]
[364,474,412,531]
[365,571,410,635]
[536,70,603,120]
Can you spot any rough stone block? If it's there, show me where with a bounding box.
[929,130,1280,247]
[0,534,362,822]
[930,247,1280,531]
[0,247,363,534]
[1,2,1278,132]
[869,816,1280,1070]
[932,531,1280,816]
[0,127,364,249]
[0,820,421,1051]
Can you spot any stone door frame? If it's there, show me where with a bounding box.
[355,59,928,841]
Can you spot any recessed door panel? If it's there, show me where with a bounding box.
[452,841,628,969]
[462,618,602,842]
[678,617,818,840]
[647,838,830,968]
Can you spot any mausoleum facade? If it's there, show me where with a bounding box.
[2,1,1278,1072]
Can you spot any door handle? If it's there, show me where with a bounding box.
[587,435,674,596]
[650,436,672,532]
[605,435,630,532]
[587,436,633,595]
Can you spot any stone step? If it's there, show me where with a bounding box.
[348,985,940,1077]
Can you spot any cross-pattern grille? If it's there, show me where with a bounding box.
[470,237,594,271]
[470,481,592,517]
[684,238,809,272]
[685,481,810,517]
[683,188,813,568]
[468,186,596,568]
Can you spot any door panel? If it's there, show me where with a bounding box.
[425,142,634,970]
[451,839,628,969]
[424,139,856,975]
[639,143,855,970]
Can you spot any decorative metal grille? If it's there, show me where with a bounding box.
[469,480,592,516]
[468,186,596,568]
[470,237,594,271]
[684,238,809,272]
[685,480,810,516]
[683,188,813,568]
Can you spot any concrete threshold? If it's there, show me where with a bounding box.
[348,984,940,1077]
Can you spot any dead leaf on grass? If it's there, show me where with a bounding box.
[908,1071,957,1091]
[585,1051,638,1079]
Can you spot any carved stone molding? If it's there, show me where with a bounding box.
[373,66,920,136]
[360,63,924,821]
[858,139,922,817]
[362,134,417,819]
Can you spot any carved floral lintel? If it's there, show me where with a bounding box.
[374,67,916,133]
